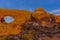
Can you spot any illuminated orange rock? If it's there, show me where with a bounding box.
[0,8,31,36]
[32,8,53,27]
[32,8,50,20]
[32,8,60,27]
[55,15,60,23]
[0,8,60,40]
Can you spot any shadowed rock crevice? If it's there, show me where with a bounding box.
[15,15,60,40]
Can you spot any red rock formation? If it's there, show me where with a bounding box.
[0,9,31,36]
[0,8,60,40]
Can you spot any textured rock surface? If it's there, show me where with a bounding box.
[0,8,60,40]
[0,9,31,36]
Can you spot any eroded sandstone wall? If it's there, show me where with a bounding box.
[0,8,60,40]
[0,9,31,36]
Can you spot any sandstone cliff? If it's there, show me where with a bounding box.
[0,8,60,40]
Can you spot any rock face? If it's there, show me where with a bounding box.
[0,9,31,36]
[0,8,60,40]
